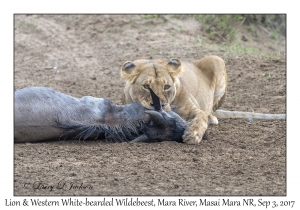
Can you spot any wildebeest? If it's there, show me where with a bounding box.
[14,87,186,143]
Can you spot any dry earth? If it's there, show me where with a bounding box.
[14,15,286,196]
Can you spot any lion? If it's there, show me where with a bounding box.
[120,55,226,144]
[120,55,286,144]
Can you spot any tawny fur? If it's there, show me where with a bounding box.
[121,55,227,144]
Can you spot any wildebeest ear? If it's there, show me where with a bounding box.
[120,61,139,83]
[167,58,183,78]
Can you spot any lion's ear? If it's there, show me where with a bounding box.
[120,61,139,82]
[167,58,183,78]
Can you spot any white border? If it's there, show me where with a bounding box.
[2,0,299,209]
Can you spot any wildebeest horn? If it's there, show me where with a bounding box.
[145,110,164,122]
[149,88,161,111]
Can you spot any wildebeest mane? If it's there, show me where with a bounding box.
[56,119,145,142]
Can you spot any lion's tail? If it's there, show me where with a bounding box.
[214,110,286,120]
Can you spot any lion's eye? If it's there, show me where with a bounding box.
[143,84,150,89]
[164,85,171,90]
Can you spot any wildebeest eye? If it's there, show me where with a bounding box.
[143,84,150,89]
[164,85,171,90]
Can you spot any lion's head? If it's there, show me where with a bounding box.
[121,59,183,111]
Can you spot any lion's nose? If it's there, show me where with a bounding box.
[150,102,163,106]
[152,102,166,107]
[150,101,165,106]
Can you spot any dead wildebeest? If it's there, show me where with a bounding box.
[14,87,186,143]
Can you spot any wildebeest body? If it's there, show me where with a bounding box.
[14,87,186,143]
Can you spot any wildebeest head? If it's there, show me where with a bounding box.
[141,88,185,142]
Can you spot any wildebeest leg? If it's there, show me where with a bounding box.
[130,134,150,143]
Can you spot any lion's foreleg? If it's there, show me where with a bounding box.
[182,109,208,144]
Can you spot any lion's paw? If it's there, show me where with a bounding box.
[183,132,202,144]
[182,127,206,144]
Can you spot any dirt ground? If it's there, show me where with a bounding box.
[14,15,286,196]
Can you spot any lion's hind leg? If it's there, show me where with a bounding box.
[210,86,226,125]
[211,57,227,125]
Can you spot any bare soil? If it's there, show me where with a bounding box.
[14,15,286,196]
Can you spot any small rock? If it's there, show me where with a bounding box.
[241,35,248,42]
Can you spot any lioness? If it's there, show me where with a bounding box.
[120,55,227,144]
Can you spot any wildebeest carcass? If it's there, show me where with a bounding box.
[14,87,186,143]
